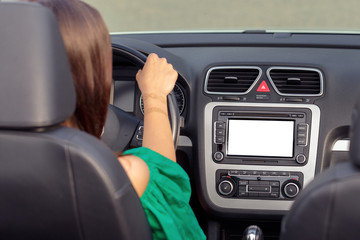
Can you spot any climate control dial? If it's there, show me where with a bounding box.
[282,181,301,198]
[217,177,236,197]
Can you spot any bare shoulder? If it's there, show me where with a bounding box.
[117,154,150,197]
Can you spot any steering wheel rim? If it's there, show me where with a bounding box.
[102,44,180,152]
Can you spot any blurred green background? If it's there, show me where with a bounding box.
[83,0,360,33]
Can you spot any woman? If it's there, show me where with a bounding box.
[22,0,205,239]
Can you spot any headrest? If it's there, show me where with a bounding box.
[0,2,75,129]
[350,96,360,167]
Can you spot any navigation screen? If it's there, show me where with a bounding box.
[227,119,294,157]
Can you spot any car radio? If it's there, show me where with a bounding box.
[204,102,320,210]
[212,106,312,166]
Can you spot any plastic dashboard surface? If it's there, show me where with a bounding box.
[111,32,360,216]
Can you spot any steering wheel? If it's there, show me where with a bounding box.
[102,44,180,152]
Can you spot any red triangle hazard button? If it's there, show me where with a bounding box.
[257,80,270,92]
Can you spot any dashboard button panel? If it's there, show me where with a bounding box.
[216,169,303,200]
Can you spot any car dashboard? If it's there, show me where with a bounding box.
[110,32,360,238]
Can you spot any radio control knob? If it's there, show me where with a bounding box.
[283,182,300,198]
[296,154,307,164]
[214,152,224,162]
[218,177,236,197]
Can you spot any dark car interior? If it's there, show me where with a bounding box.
[2,1,360,240]
[109,31,360,239]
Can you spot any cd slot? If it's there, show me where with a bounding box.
[220,112,290,118]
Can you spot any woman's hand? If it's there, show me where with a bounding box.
[136,53,178,97]
[135,53,178,162]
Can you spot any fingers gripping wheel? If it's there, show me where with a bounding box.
[102,44,180,152]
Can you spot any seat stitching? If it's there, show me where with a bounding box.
[324,180,337,240]
[65,142,86,240]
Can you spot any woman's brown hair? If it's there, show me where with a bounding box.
[23,0,112,138]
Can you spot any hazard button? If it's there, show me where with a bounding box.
[257,80,270,92]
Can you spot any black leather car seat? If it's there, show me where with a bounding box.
[281,99,360,239]
[0,2,151,239]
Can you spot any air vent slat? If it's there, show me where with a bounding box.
[270,72,318,76]
[272,80,320,83]
[208,83,255,86]
[210,74,259,78]
[274,84,320,87]
[207,80,256,84]
[268,68,323,96]
[206,67,261,94]
[270,77,319,80]
[275,88,320,92]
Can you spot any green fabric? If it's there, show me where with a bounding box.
[123,147,206,240]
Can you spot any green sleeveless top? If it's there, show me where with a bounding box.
[123,147,206,240]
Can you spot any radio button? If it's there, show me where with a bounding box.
[297,124,308,132]
[270,192,280,198]
[249,193,259,197]
[248,186,256,191]
[238,180,249,186]
[239,170,249,175]
[249,180,260,185]
[271,187,280,193]
[297,132,306,138]
[297,138,307,146]
[215,121,225,129]
[279,171,290,177]
[249,186,270,192]
[259,193,271,197]
[270,171,280,176]
[258,181,270,185]
[259,171,269,176]
[229,170,240,175]
[239,192,248,197]
[270,181,280,187]
[239,186,246,192]
[216,129,225,136]
[249,170,259,175]
[215,136,225,144]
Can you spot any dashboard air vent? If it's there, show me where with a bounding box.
[267,67,323,96]
[205,67,261,95]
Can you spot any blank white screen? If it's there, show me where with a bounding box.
[227,120,294,157]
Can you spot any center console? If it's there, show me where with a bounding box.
[203,102,320,212]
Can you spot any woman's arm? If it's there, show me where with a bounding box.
[136,53,178,162]
[117,53,178,197]
[118,154,149,197]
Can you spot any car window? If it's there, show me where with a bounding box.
[83,0,360,33]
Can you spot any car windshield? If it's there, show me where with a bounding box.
[84,0,360,33]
